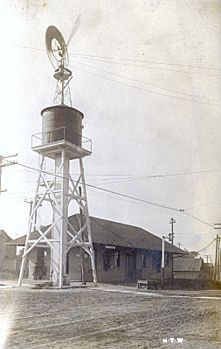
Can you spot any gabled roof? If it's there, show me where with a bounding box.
[76,216,183,253]
[0,230,13,241]
[11,215,184,254]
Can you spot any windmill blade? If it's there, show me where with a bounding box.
[67,14,81,46]
[46,26,66,69]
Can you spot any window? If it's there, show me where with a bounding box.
[152,251,161,272]
[141,253,146,268]
[103,251,110,271]
[165,253,170,266]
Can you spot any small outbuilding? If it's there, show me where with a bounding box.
[173,255,214,280]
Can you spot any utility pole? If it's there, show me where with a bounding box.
[0,155,3,193]
[203,255,210,264]
[0,154,17,193]
[161,236,166,289]
[169,218,176,282]
[214,234,221,281]
[214,223,221,281]
[169,218,176,244]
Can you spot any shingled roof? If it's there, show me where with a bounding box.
[11,215,184,254]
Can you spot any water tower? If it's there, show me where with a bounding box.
[18,25,97,288]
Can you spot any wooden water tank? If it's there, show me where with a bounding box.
[41,105,84,146]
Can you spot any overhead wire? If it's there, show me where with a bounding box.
[8,43,45,52]
[184,203,211,211]
[69,59,220,103]
[6,160,215,228]
[7,43,219,105]
[8,167,221,178]
[82,168,221,185]
[16,161,181,212]
[69,52,221,70]
[72,65,219,107]
[9,43,220,72]
[180,211,214,228]
[69,53,219,77]
[196,239,216,253]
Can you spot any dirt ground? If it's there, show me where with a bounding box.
[0,283,221,349]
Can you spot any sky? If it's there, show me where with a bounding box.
[0,0,220,261]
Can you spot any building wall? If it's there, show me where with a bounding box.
[18,247,50,280]
[94,245,127,283]
[174,263,213,281]
[198,263,213,280]
[68,247,82,281]
[14,243,173,284]
[140,251,172,280]
[0,232,17,274]
[173,271,200,279]
[72,245,173,284]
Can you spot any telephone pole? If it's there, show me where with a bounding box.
[161,236,166,288]
[0,155,3,193]
[214,234,221,281]
[169,218,176,282]
[0,154,17,193]
[214,223,221,281]
[169,217,176,244]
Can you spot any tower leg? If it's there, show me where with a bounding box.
[18,256,27,286]
[18,156,44,286]
[79,158,97,285]
[51,150,69,288]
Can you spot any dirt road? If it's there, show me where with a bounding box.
[0,285,221,348]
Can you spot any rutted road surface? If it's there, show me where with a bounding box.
[0,285,221,348]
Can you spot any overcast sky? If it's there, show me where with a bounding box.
[0,0,220,261]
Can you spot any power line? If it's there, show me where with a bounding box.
[3,159,218,229]
[197,239,216,253]
[70,59,220,103]
[144,169,221,178]
[184,203,210,211]
[11,161,217,229]
[5,45,219,106]
[70,52,220,71]
[69,53,219,77]
[16,162,181,212]
[8,167,221,178]
[8,43,44,52]
[73,66,219,107]
[89,168,221,183]
[93,177,147,186]
[9,43,220,73]
[181,211,214,228]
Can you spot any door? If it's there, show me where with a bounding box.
[126,252,137,283]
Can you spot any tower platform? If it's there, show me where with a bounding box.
[32,129,92,160]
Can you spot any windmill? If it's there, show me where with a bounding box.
[18,19,97,288]
[46,15,81,105]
